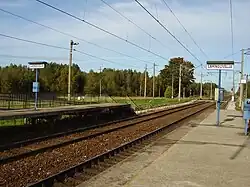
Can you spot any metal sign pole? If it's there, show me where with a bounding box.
[35,69,38,110]
[216,69,222,126]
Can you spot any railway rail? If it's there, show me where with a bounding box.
[0,101,205,164]
[0,101,215,187]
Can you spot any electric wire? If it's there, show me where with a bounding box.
[0,33,140,68]
[99,0,172,53]
[134,0,205,69]
[34,0,169,61]
[161,0,209,59]
[0,8,154,65]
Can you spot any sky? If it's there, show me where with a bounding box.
[0,0,250,91]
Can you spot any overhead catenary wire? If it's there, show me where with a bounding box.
[223,50,240,59]
[99,0,173,53]
[0,33,140,68]
[134,0,205,69]
[0,54,95,63]
[0,8,154,65]
[34,0,169,61]
[161,0,209,59]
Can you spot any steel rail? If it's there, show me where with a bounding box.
[0,102,205,164]
[27,102,214,187]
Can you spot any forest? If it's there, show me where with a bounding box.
[0,57,219,98]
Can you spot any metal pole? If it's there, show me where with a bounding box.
[216,70,222,126]
[246,74,248,98]
[178,64,182,101]
[35,68,38,110]
[210,81,213,99]
[232,68,235,102]
[239,49,244,108]
[171,73,174,99]
[68,40,73,101]
[144,64,147,98]
[200,72,203,99]
[153,63,155,98]
[99,66,102,98]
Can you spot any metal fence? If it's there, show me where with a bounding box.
[0,93,115,110]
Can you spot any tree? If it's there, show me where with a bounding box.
[160,57,195,97]
[164,86,172,98]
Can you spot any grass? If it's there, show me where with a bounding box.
[111,97,198,110]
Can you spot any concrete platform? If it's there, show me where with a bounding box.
[0,103,131,120]
[226,101,236,110]
[78,103,250,187]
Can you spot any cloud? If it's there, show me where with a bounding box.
[0,0,249,90]
[0,0,27,7]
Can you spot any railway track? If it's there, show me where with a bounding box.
[0,101,214,187]
[0,101,205,164]
[0,101,205,152]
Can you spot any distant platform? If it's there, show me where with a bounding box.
[0,103,131,120]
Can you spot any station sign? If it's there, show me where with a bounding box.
[206,61,234,70]
[32,82,39,93]
[214,88,224,101]
[241,79,247,84]
[29,64,45,69]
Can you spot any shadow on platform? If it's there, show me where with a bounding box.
[189,123,244,130]
[155,138,249,160]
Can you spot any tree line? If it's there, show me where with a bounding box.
[0,57,221,97]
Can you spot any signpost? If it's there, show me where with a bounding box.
[28,61,47,110]
[207,61,234,126]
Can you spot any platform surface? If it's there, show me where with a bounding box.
[79,102,250,187]
[0,103,129,120]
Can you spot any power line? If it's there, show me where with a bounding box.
[34,0,169,61]
[161,0,209,59]
[99,0,173,53]
[0,33,69,50]
[134,0,204,69]
[0,8,154,65]
[223,50,240,59]
[0,54,69,60]
[0,33,140,68]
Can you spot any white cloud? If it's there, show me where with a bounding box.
[0,0,249,89]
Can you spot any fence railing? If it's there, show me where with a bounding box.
[0,93,115,110]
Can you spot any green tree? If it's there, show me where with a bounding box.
[159,57,195,97]
[164,86,172,98]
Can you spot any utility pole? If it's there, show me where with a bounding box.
[158,75,161,97]
[144,64,147,98]
[99,66,102,98]
[153,63,156,98]
[178,64,182,101]
[68,40,79,101]
[171,73,174,99]
[239,49,245,108]
[200,72,203,99]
